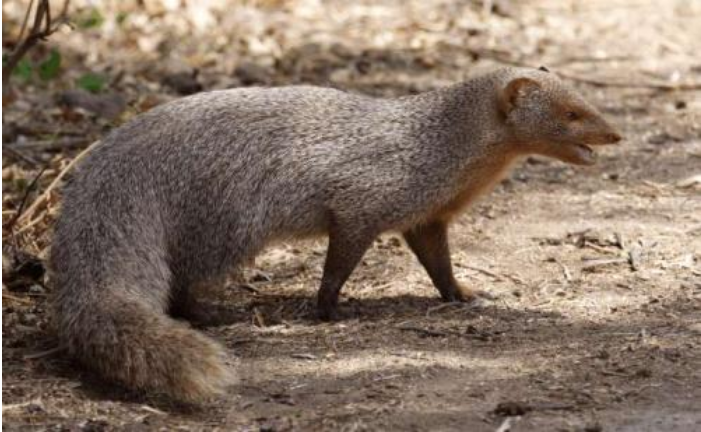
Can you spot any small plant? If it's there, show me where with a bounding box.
[76,73,107,93]
[76,7,105,29]
[38,49,62,81]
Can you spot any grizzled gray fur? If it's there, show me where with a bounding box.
[49,67,621,400]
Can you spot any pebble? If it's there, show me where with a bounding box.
[29,284,45,295]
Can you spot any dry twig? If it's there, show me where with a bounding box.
[2,0,71,89]
[581,257,629,272]
[4,165,49,235]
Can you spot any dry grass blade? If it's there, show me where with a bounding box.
[495,416,513,432]
[23,346,65,360]
[17,141,99,227]
[2,292,35,305]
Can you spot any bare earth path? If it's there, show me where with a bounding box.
[2,0,700,430]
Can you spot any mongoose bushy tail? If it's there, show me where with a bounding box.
[50,66,621,400]
[53,292,232,400]
[50,206,234,400]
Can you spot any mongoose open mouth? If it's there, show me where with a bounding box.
[565,132,622,166]
[567,143,597,166]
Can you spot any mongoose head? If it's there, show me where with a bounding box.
[498,68,622,165]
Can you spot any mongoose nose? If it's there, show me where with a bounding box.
[608,133,622,143]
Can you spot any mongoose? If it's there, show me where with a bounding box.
[49,66,622,401]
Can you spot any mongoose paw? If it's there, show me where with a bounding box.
[471,289,497,301]
[453,286,497,305]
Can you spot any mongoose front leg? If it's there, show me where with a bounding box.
[403,221,481,302]
[317,228,375,321]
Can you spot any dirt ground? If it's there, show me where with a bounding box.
[2,0,701,430]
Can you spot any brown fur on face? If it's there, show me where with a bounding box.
[498,71,622,165]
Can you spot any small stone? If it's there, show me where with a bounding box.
[29,284,45,294]
[259,424,276,432]
[162,70,203,95]
[582,423,603,432]
[635,368,652,378]
[646,131,682,145]
[21,313,38,326]
[494,401,531,416]
[25,401,45,414]
[57,90,127,120]
[234,62,272,86]
[80,419,109,432]
[687,323,701,334]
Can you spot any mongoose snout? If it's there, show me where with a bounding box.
[499,70,623,166]
[50,66,621,400]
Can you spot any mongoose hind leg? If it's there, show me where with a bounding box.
[404,221,493,303]
[169,283,212,324]
[169,280,231,327]
[317,227,376,321]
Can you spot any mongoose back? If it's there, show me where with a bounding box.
[50,66,622,401]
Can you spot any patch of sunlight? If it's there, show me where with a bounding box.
[239,348,544,384]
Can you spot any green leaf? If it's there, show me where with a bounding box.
[116,12,129,26]
[38,50,61,81]
[14,178,29,193]
[76,73,106,93]
[77,8,105,29]
[3,53,33,82]
[14,59,33,81]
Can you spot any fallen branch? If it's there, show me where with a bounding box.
[426,301,463,317]
[2,292,35,305]
[461,264,504,281]
[11,137,90,152]
[479,52,701,92]
[3,164,50,235]
[396,324,462,338]
[461,264,527,286]
[2,146,42,166]
[556,70,701,92]
[548,55,639,67]
[2,399,43,413]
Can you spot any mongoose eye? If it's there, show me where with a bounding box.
[565,111,580,121]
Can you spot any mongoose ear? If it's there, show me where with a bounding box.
[538,65,550,72]
[499,77,541,115]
